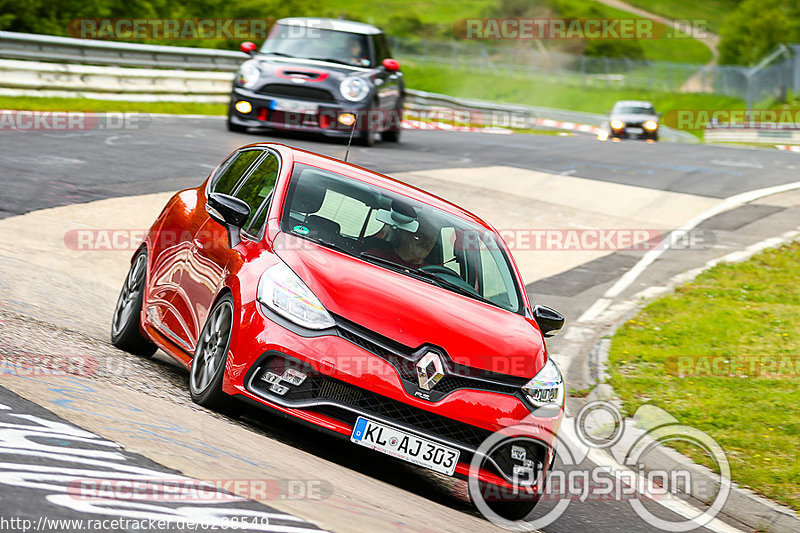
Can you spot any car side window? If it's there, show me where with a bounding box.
[233,152,280,234]
[212,150,262,195]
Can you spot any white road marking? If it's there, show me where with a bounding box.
[578,180,800,323]
[560,425,746,533]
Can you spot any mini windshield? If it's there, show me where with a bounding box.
[280,164,523,313]
[614,104,655,115]
[261,24,373,68]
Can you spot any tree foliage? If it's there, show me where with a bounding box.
[718,0,800,65]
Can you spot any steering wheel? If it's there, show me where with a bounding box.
[420,264,458,276]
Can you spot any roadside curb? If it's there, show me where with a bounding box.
[583,231,800,533]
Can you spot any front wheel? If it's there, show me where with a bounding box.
[227,116,247,133]
[189,294,242,415]
[468,480,541,521]
[111,250,157,357]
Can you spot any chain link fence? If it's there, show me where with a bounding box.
[389,37,800,107]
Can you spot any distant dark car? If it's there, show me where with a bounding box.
[227,18,405,146]
[600,100,659,141]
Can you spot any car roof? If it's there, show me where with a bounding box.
[252,143,494,230]
[276,17,383,35]
[613,100,654,107]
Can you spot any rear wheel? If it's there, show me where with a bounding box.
[189,294,242,416]
[111,250,157,357]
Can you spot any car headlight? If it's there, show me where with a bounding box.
[257,262,335,330]
[340,77,370,102]
[644,120,658,131]
[522,358,564,408]
[236,60,261,88]
[610,119,624,130]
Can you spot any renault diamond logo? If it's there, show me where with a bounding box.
[416,351,445,391]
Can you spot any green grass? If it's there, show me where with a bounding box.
[0,63,745,135]
[607,242,800,511]
[317,0,712,64]
[0,96,227,115]
[622,0,742,33]
[402,60,744,115]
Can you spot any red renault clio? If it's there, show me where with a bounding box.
[111,142,565,520]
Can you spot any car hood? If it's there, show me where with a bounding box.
[251,56,372,98]
[274,233,546,378]
[611,113,658,124]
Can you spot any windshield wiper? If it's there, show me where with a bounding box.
[359,252,502,309]
[293,232,351,256]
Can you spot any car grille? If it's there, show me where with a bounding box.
[257,83,336,102]
[334,315,528,399]
[248,355,494,450]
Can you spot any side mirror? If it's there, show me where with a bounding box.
[532,305,565,337]
[240,41,257,55]
[382,58,400,72]
[207,192,250,247]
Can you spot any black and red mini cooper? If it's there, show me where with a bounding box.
[227,18,405,146]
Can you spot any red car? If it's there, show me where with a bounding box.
[111,143,565,520]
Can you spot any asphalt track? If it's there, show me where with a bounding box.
[1,117,799,532]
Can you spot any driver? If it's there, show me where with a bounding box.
[367,215,439,268]
[346,35,368,66]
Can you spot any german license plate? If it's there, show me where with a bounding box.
[351,417,460,475]
[627,127,643,134]
[269,98,318,114]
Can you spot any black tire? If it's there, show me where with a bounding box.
[189,294,242,416]
[468,480,541,521]
[381,126,401,143]
[227,116,247,133]
[111,250,158,357]
[357,128,376,146]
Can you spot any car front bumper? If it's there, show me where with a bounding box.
[228,87,399,137]
[224,300,563,488]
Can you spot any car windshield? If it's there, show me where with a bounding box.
[614,104,655,115]
[261,23,373,68]
[280,164,523,313]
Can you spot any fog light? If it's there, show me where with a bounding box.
[269,383,289,395]
[338,113,356,126]
[281,368,307,386]
[262,371,281,384]
[610,119,624,130]
[235,100,253,114]
[511,445,526,461]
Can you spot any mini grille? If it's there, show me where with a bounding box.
[257,84,335,102]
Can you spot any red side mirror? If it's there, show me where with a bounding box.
[382,58,400,72]
[240,42,257,55]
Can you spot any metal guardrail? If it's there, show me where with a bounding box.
[0,30,246,70]
[0,31,697,142]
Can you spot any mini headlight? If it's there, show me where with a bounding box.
[522,359,564,408]
[644,120,658,131]
[340,77,370,102]
[236,60,261,88]
[257,262,335,330]
[610,119,624,130]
